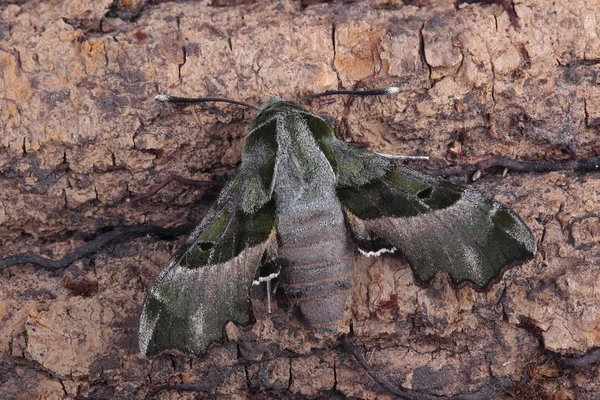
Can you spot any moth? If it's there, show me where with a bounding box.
[139,88,535,356]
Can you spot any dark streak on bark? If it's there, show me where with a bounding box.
[436,156,600,180]
[556,348,600,368]
[342,336,514,400]
[0,224,194,271]
[128,173,223,202]
[342,335,442,400]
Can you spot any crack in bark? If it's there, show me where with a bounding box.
[561,321,584,347]
[63,187,68,210]
[332,359,337,391]
[178,45,186,84]
[58,377,67,397]
[488,45,497,105]
[331,23,341,86]
[418,23,432,86]
[287,356,293,391]
[454,40,465,77]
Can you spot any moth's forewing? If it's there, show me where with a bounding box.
[334,149,535,288]
[308,116,390,186]
[241,119,278,213]
[139,170,277,356]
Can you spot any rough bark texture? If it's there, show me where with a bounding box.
[1,0,599,399]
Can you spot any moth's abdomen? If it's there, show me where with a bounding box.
[277,206,354,328]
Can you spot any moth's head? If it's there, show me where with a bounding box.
[252,98,308,128]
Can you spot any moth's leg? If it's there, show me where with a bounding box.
[128,173,223,202]
[287,302,299,318]
[252,269,281,314]
[375,153,429,161]
[266,281,273,314]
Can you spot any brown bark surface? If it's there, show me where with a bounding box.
[1,0,599,399]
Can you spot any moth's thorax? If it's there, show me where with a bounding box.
[271,109,336,214]
[239,96,337,214]
[252,99,308,129]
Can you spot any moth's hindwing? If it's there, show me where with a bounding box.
[336,150,536,288]
[139,169,277,356]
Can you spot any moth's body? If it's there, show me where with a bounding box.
[264,100,354,327]
[139,95,536,357]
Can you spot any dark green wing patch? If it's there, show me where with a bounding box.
[337,165,463,220]
[180,201,276,267]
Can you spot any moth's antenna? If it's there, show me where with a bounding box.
[155,94,259,111]
[297,87,400,102]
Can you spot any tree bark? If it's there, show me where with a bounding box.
[1,0,599,398]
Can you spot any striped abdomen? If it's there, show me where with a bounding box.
[277,204,354,329]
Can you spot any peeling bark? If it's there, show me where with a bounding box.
[1,0,600,399]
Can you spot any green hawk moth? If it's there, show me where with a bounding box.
[139,89,536,357]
